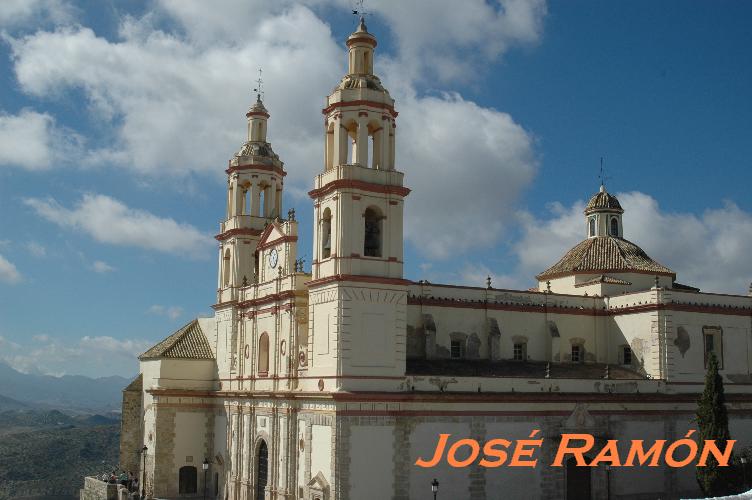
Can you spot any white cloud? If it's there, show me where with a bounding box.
[0,0,72,28]
[512,192,752,294]
[0,109,80,170]
[400,92,536,259]
[371,0,547,83]
[91,260,115,273]
[8,8,341,183]
[0,334,151,377]
[457,262,522,290]
[8,3,542,259]
[24,193,213,258]
[25,241,47,258]
[0,254,22,284]
[148,304,183,321]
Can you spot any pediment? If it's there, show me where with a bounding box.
[307,471,330,491]
[258,221,286,249]
[562,403,597,430]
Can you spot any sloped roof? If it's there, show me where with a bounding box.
[537,236,674,280]
[574,275,633,288]
[585,188,623,214]
[139,319,214,360]
[123,373,143,391]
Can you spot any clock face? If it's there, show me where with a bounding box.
[268,248,279,269]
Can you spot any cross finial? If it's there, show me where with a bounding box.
[598,157,611,191]
[352,0,369,24]
[253,67,264,101]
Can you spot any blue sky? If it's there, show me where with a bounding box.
[0,0,750,377]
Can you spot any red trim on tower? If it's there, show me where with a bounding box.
[226,164,286,177]
[309,179,410,199]
[245,111,270,118]
[257,235,298,251]
[308,274,411,288]
[215,228,263,241]
[323,100,398,118]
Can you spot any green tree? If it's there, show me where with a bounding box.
[696,353,732,496]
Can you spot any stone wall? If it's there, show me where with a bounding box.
[119,374,143,473]
[79,477,127,500]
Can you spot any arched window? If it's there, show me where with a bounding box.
[610,217,619,236]
[363,51,370,73]
[256,440,268,500]
[364,207,382,257]
[223,249,231,287]
[258,332,269,376]
[588,217,596,237]
[243,186,251,216]
[179,466,197,494]
[258,186,266,218]
[321,208,332,259]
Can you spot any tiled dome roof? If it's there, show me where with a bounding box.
[536,236,674,280]
[585,187,623,214]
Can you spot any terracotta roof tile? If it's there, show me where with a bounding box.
[139,319,214,360]
[536,236,674,280]
[585,190,623,214]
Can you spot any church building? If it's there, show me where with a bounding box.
[119,16,752,500]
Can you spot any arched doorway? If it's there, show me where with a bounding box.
[179,465,197,494]
[566,456,591,500]
[255,440,268,500]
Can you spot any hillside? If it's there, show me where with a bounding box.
[0,415,120,500]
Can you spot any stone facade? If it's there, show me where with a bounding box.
[117,15,752,500]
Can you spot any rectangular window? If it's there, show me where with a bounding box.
[513,343,526,361]
[571,345,582,363]
[622,346,632,366]
[450,340,463,359]
[703,327,723,369]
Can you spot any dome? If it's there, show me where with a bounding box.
[347,16,377,48]
[246,97,269,117]
[536,236,674,280]
[585,185,623,214]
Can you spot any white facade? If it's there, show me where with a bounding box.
[122,17,752,500]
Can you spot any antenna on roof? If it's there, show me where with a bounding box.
[598,157,611,190]
[253,67,264,101]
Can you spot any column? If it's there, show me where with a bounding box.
[275,187,282,218]
[389,127,396,169]
[356,117,368,166]
[233,181,244,216]
[372,128,382,169]
[267,181,276,218]
[381,121,391,170]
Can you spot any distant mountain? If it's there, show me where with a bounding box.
[0,394,31,411]
[0,363,132,413]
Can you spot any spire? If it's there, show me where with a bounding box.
[246,70,269,143]
[346,11,377,75]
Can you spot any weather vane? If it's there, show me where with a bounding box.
[253,67,264,101]
[598,157,611,188]
[352,0,369,19]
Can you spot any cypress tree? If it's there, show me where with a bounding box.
[696,352,732,496]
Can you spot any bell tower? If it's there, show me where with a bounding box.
[305,17,410,391]
[216,93,286,305]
